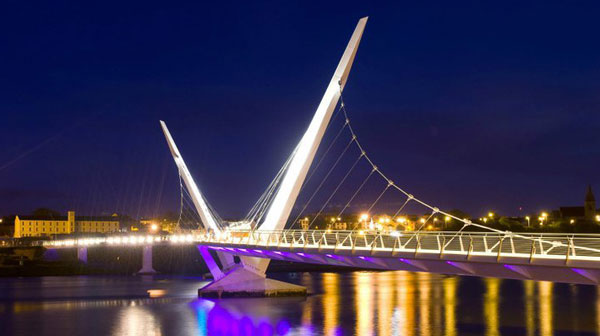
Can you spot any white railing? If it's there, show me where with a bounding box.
[37,230,600,263]
[199,230,600,261]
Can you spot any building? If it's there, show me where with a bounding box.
[555,185,599,223]
[297,217,310,231]
[139,217,177,233]
[327,221,349,230]
[14,211,120,238]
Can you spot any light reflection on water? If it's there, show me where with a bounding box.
[1,272,600,335]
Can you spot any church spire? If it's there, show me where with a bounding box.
[585,185,596,220]
[586,185,595,202]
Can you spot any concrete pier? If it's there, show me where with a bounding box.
[77,247,87,264]
[137,245,157,274]
[197,266,306,298]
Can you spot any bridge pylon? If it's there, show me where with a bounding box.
[161,17,368,297]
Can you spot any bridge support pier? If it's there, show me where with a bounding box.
[77,247,87,264]
[197,264,306,298]
[137,245,157,274]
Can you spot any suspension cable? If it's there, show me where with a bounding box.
[306,152,364,229]
[366,182,392,214]
[302,117,349,190]
[289,136,355,226]
[176,172,184,228]
[335,167,376,218]
[392,196,412,218]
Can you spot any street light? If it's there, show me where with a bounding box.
[540,212,548,226]
[525,216,530,227]
[488,212,494,218]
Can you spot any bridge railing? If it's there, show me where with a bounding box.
[203,230,600,261]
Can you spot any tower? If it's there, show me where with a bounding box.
[160,17,368,296]
[585,185,596,221]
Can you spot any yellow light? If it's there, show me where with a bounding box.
[360,213,369,221]
[378,217,384,224]
[151,224,158,231]
[396,217,406,224]
[570,219,575,224]
[525,216,530,220]
[538,217,543,221]
[596,215,600,222]
[427,224,433,230]
[488,212,494,218]
[541,212,548,218]
[358,230,364,235]
[433,218,438,222]
[444,216,450,222]
[337,217,341,221]
[331,218,335,222]
[483,218,488,223]
[419,218,426,224]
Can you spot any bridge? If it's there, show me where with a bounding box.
[30,17,600,296]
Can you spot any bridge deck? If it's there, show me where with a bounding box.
[38,230,600,285]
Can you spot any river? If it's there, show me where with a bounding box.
[1,271,598,335]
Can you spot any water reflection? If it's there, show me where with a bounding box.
[484,278,500,336]
[322,273,340,336]
[355,272,374,335]
[538,281,553,336]
[113,305,162,336]
[376,272,393,336]
[3,272,600,335]
[524,280,535,336]
[443,277,457,336]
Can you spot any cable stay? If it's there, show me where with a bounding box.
[334,86,586,252]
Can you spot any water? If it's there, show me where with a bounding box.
[1,271,599,335]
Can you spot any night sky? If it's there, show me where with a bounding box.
[2,1,600,220]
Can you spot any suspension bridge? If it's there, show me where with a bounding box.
[38,17,600,296]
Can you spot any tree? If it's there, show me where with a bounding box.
[447,209,471,220]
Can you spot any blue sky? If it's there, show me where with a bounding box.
[1,1,599,219]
